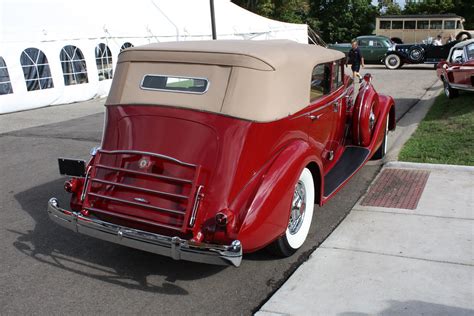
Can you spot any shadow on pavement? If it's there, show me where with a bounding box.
[12,178,226,295]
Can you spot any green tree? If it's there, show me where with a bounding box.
[403,0,455,14]
[309,0,377,43]
[378,0,402,15]
[232,0,379,43]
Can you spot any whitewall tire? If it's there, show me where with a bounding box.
[270,167,315,256]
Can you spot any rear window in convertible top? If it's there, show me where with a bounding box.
[140,75,209,94]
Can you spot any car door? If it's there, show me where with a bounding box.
[449,47,465,85]
[372,39,389,63]
[307,62,342,170]
[357,38,372,62]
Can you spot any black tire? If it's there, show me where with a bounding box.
[408,46,424,63]
[371,116,389,160]
[385,54,402,70]
[443,78,458,99]
[268,168,315,257]
[456,32,472,41]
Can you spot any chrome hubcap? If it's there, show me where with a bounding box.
[288,180,306,235]
[389,57,397,66]
[369,109,376,131]
[444,82,450,97]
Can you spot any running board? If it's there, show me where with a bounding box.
[323,146,370,198]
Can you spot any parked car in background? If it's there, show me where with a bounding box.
[328,35,394,64]
[47,40,395,267]
[437,39,474,98]
[384,40,459,69]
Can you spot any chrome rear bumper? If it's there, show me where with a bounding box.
[47,198,242,267]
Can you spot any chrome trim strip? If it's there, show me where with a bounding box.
[189,185,204,227]
[94,164,193,184]
[87,192,186,215]
[47,198,242,267]
[90,178,189,200]
[84,206,183,231]
[98,149,197,168]
[450,83,474,91]
[310,89,348,113]
[139,74,210,95]
[81,166,92,201]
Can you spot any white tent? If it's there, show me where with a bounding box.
[0,0,308,114]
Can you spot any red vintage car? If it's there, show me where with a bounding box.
[47,40,395,267]
[437,39,474,98]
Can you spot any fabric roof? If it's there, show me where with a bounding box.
[106,40,345,121]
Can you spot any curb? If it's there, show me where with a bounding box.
[385,161,474,172]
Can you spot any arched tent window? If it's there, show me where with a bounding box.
[120,42,134,52]
[60,45,88,85]
[0,57,13,95]
[20,48,54,91]
[95,43,113,81]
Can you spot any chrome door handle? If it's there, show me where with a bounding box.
[333,102,339,112]
[309,114,322,121]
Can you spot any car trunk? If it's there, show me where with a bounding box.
[81,106,220,236]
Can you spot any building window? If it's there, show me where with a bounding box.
[404,21,416,30]
[310,63,331,102]
[60,45,88,85]
[392,21,403,29]
[417,20,429,29]
[95,43,113,81]
[444,20,456,29]
[20,48,54,91]
[430,20,442,29]
[380,21,391,29]
[0,57,13,95]
[121,42,134,52]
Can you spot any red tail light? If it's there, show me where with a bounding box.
[64,178,78,193]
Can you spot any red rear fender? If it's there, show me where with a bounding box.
[236,140,320,252]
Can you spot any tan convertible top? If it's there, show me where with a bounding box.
[106,40,345,121]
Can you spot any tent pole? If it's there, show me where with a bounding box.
[210,0,217,40]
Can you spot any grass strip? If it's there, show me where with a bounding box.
[398,92,474,166]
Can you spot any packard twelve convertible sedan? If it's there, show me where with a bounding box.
[47,40,395,267]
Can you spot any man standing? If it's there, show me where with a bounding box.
[433,35,443,46]
[346,40,365,83]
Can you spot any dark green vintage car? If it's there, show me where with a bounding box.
[328,35,395,64]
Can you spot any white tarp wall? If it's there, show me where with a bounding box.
[0,0,308,114]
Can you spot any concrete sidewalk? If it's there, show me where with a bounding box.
[256,162,474,315]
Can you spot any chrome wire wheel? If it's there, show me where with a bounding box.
[288,180,306,235]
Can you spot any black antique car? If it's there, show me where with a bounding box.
[384,41,459,69]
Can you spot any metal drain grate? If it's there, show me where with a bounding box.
[361,168,430,210]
